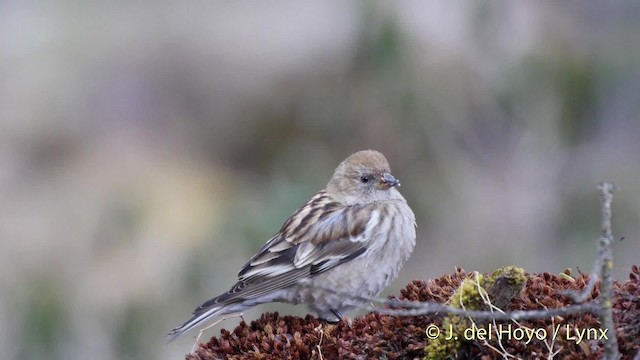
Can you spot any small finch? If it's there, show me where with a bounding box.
[167,150,416,341]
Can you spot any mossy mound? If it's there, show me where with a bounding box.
[187,265,640,359]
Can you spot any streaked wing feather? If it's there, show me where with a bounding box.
[217,192,372,305]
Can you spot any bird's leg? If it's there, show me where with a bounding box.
[330,309,352,327]
[191,312,244,354]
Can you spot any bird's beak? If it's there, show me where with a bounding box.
[377,172,400,190]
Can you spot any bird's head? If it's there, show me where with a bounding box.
[326,150,401,204]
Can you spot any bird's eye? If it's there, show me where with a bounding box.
[360,175,370,183]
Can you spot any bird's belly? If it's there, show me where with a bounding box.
[293,230,415,313]
[314,255,398,295]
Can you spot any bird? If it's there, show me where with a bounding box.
[167,149,416,341]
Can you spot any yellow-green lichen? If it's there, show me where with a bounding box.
[485,266,527,309]
[424,267,527,360]
[424,274,485,360]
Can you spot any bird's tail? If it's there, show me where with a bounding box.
[166,302,239,342]
[167,288,286,342]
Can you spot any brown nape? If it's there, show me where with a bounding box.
[187,266,640,359]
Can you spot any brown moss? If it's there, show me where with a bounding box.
[614,264,640,358]
[186,266,640,360]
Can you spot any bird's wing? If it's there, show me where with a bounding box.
[195,192,374,311]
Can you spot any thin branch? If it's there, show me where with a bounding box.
[372,302,599,321]
[597,182,620,360]
[561,267,599,304]
[300,282,600,321]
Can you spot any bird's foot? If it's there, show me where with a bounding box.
[329,309,352,327]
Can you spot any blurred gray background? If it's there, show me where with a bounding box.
[1,1,639,359]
